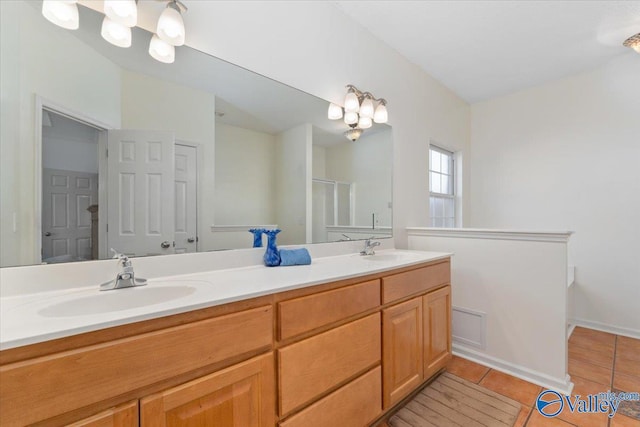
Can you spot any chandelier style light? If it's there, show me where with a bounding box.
[328,85,388,142]
[42,0,188,64]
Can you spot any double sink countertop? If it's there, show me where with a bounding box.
[0,249,451,351]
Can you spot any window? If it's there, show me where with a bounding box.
[429,145,455,227]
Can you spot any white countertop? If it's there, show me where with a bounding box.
[0,249,450,350]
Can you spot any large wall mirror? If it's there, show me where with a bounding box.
[0,1,392,268]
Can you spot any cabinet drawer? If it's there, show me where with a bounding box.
[278,313,381,416]
[0,305,273,426]
[382,261,450,304]
[279,367,382,427]
[278,279,380,340]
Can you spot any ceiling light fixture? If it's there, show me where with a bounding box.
[623,33,640,53]
[328,84,388,141]
[344,128,364,142]
[41,0,79,30]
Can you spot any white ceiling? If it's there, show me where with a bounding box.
[334,1,640,103]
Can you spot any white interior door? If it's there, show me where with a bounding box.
[42,168,97,262]
[174,144,197,254]
[107,130,175,257]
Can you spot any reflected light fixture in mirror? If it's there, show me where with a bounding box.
[42,0,79,30]
[328,84,388,141]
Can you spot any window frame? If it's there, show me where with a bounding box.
[429,144,456,228]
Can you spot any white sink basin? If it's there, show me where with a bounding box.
[38,285,197,317]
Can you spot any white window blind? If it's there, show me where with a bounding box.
[429,145,455,227]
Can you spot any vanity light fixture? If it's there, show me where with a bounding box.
[328,84,388,142]
[42,0,188,64]
[623,33,640,53]
[157,0,187,46]
[104,0,137,27]
[101,16,132,48]
[149,34,176,64]
[41,0,79,30]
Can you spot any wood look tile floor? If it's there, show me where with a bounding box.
[379,327,640,427]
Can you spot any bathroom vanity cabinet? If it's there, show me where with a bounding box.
[381,262,452,409]
[0,258,451,427]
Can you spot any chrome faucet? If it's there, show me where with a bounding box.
[360,238,381,256]
[100,250,148,291]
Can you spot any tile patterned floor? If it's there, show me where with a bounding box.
[381,327,640,427]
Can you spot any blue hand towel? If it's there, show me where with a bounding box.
[279,248,312,266]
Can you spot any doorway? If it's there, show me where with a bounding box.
[40,109,104,263]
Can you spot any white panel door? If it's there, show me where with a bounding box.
[107,130,175,257]
[174,144,197,254]
[42,168,97,262]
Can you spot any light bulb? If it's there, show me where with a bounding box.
[344,91,360,113]
[42,0,79,30]
[373,104,388,123]
[104,0,137,27]
[101,16,132,48]
[344,111,358,125]
[157,3,185,46]
[328,103,343,120]
[358,116,372,129]
[149,34,175,64]
[359,98,374,118]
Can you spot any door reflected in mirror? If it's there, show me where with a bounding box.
[0,1,392,267]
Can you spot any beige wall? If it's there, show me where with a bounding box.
[0,2,121,266]
[325,128,393,228]
[214,123,277,225]
[276,124,312,245]
[469,56,640,335]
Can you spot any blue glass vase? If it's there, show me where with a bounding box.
[248,228,264,248]
[263,229,281,267]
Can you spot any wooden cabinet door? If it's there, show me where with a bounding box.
[140,353,275,427]
[382,296,423,409]
[67,401,138,427]
[423,285,452,379]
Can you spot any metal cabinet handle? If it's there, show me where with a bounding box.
[187,237,195,243]
[160,241,171,249]
[44,232,52,236]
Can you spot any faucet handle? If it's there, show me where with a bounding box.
[110,248,131,266]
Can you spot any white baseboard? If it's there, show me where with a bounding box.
[569,318,640,339]
[453,344,574,396]
[567,323,577,339]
